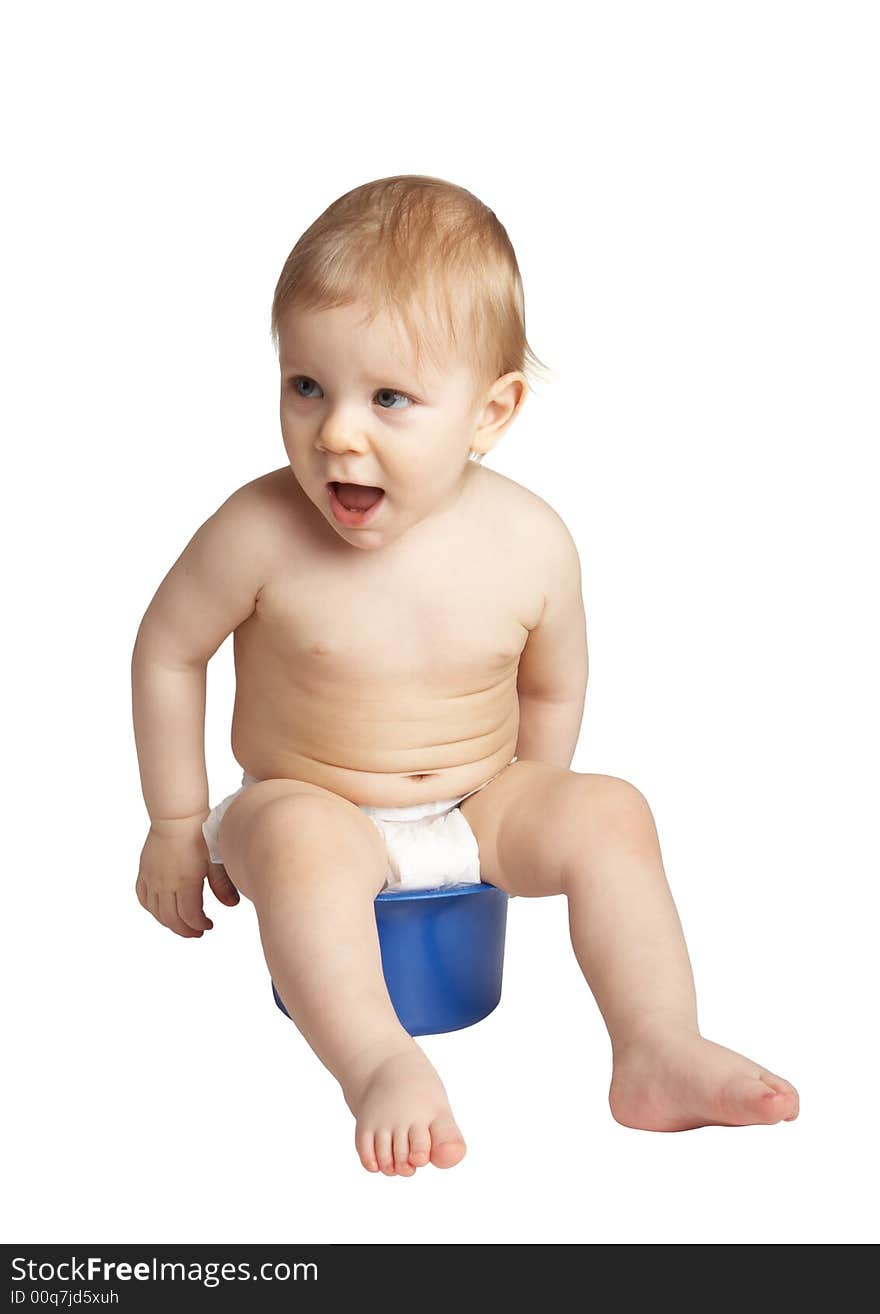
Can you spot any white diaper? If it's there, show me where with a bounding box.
[201,761,515,893]
[359,795,482,891]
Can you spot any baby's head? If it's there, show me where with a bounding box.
[269,175,551,550]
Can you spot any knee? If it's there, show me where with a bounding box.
[567,772,657,851]
[253,788,338,851]
[539,767,648,816]
[247,793,362,864]
[577,772,650,809]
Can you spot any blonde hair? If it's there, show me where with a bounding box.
[269,174,553,402]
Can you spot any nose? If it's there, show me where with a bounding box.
[315,405,371,456]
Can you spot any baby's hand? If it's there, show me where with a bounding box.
[136,818,240,938]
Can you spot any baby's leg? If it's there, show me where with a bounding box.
[460,762,799,1131]
[218,779,466,1174]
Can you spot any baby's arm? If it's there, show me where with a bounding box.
[514,508,589,768]
[131,480,275,937]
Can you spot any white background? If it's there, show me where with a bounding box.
[2,0,877,1245]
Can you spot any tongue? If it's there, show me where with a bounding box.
[336,483,383,511]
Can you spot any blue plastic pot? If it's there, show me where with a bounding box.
[271,880,509,1036]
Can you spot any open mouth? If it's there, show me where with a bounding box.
[328,481,385,512]
[326,481,386,526]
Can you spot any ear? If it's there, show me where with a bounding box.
[471,372,528,459]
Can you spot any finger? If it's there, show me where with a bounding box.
[207,863,240,906]
[135,875,148,910]
[176,884,214,932]
[148,889,162,924]
[157,891,203,938]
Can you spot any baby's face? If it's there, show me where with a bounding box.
[277,301,486,550]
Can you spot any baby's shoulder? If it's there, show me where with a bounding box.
[478,467,577,554]
[198,468,301,583]
[236,465,298,508]
[222,466,303,538]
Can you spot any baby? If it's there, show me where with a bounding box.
[131,174,799,1175]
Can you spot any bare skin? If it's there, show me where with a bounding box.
[133,300,799,1175]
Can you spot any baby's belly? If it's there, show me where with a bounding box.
[230,679,520,807]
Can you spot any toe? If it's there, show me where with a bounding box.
[429,1115,467,1169]
[408,1124,431,1169]
[759,1071,800,1121]
[374,1129,395,1174]
[393,1127,416,1176]
[723,1075,799,1125]
[356,1131,380,1173]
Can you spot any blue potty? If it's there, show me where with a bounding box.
[271,881,509,1036]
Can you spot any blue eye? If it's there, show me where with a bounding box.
[375,388,414,410]
[290,377,414,409]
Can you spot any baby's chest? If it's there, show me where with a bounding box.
[254,564,535,686]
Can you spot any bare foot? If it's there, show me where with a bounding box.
[609,1024,800,1131]
[341,1037,467,1175]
